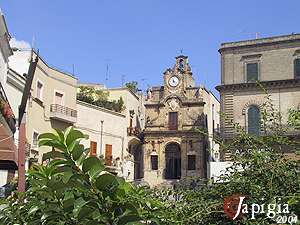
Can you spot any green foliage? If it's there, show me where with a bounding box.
[288,108,300,130]
[149,150,299,225]
[125,81,139,93]
[77,86,125,113]
[0,127,164,225]
[1,84,299,225]
[148,85,300,225]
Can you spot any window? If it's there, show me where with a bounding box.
[246,63,259,82]
[32,131,39,148]
[90,141,97,156]
[105,144,112,166]
[169,112,178,130]
[214,152,219,160]
[189,140,193,149]
[55,92,64,105]
[294,58,300,79]
[36,81,43,101]
[187,155,196,170]
[247,105,260,136]
[179,59,184,70]
[151,155,158,170]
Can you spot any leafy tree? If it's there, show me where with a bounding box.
[288,109,300,131]
[125,81,139,93]
[77,86,125,113]
[0,127,164,224]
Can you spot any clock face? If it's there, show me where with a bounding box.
[168,76,179,87]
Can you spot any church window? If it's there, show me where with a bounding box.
[179,59,184,70]
[187,155,196,170]
[169,112,178,130]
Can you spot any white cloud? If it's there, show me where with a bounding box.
[9,38,31,50]
[8,38,31,76]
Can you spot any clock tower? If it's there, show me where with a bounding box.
[142,55,207,187]
[164,55,196,94]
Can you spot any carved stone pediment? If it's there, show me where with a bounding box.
[168,98,179,111]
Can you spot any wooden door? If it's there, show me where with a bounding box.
[105,144,112,166]
[90,141,97,156]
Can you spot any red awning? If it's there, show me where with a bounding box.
[0,122,18,170]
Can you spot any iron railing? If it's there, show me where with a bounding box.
[50,104,77,118]
[127,126,141,136]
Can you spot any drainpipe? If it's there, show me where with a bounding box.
[121,137,124,161]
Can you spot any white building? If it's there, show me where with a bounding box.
[76,85,145,180]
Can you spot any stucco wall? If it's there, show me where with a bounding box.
[202,89,220,161]
[75,101,126,159]
[25,55,78,162]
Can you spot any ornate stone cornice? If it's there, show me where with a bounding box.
[216,79,300,92]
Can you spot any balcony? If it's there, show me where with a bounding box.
[127,126,141,136]
[50,104,77,124]
[0,84,16,134]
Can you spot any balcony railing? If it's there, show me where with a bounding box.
[50,104,77,123]
[0,82,16,133]
[127,126,141,136]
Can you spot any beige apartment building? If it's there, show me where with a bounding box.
[217,33,300,159]
[7,49,78,164]
[75,85,145,181]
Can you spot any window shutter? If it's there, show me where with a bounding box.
[90,141,97,156]
[105,144,112,166]
[295,59,300,78]
[248,106,260,136]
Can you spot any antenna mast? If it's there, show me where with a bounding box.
[105,63,109,84]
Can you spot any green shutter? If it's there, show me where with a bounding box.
[247,63,258,82]
[248,106,260,136]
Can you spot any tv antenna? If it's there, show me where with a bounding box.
[105,59,110,84]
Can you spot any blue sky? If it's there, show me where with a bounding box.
[2,0,300,96]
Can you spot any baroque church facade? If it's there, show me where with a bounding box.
[142,55,209,186]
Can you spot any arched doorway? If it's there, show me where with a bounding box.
[129,139,143,180]
[133,144,143,179]
[165,143,181,179]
